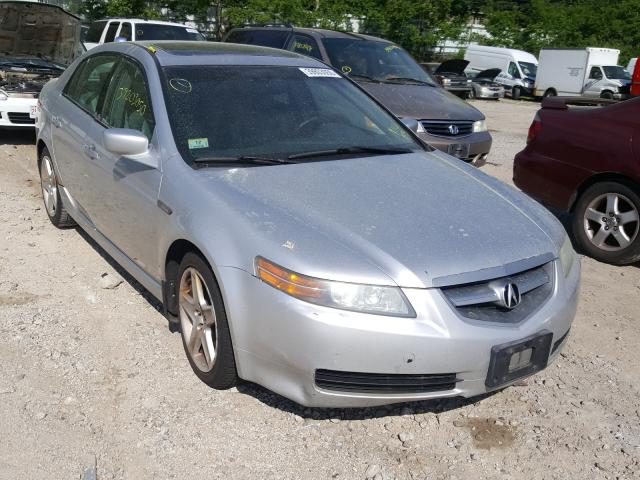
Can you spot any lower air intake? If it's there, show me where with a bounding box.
[315,369,459,394]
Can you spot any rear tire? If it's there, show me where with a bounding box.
[177,252,238,389]
[512,86,521,100]
[572,181,640,265]
[543,89,557,98]
[39,147,76,228]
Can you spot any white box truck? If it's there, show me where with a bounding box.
[534,48,631,100]
[464,45,538,100]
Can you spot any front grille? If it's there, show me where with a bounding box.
[8,113,34,125]
[315,369,459,394]
[441,262,554,324]
[420,120,473,137]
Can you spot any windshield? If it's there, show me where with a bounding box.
[518,62,537,78]
[162,66,421,164]
[136,24,204,41]
[603,66,631,80]
[322,38,438,85]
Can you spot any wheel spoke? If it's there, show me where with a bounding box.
[585,207,605,223]
[201,328,215,368]
[188,325,202,357]
[612,228,632,248]
[180,299,198,325]
[591,226,610,247]
[605,194,619,214]
[618,209,639,225]
[191,270,207,309]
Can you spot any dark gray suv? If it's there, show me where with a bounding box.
[224,26,492,166]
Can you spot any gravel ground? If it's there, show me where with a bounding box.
[1,99,639,480]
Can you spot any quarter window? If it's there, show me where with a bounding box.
[63,55,119,117]
[85,21,106,43]
[290,34,322,60]
[101,59,155,140]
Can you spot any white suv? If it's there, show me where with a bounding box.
[84,19,204,49]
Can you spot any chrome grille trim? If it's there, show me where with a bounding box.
[441,262,555,325]
[419,120,473,137]
[445,266,549,307]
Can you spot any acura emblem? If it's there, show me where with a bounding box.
[447,124,459,135]
[501,282,521,310]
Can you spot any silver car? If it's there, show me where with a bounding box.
[36,41,580,408]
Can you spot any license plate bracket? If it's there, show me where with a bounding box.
[29,106,38,119]
[447,143,470,159]
[485,330,553,389]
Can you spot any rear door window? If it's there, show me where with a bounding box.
[289,34,322,60]
[85,21,107,43]
[63,55,120,118]
[225,29,290,48]
[101,59,156,140]
[104,22,121,43]
[119,22,132,41]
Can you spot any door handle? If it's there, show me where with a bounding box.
[83,144,99,161]
[51,115,62,128]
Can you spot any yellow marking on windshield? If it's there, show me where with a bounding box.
[115,87,147,116]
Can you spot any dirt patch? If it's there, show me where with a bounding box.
[457,417,516,450]
[0,292,39,305]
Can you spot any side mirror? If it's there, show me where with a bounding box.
[104,128,148,155]
[400,117,420,133]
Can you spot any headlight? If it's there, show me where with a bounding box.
[441,78,451,85]
[0,90,8,101]
[559,236,577,278]
[255,257,415,317]
[472,119,487,132]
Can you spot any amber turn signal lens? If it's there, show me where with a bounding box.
[256,257,323,300]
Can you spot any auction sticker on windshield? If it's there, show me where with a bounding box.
[188,138,209,149]
[299,68,341,78]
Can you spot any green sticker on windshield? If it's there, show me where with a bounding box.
[188,138,209,149]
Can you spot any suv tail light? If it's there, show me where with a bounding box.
[527,113,542,144]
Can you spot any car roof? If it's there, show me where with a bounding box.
[98,18,195,28]
[229,25,391,44]
[132,41,326,67]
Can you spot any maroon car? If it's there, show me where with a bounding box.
[514,96,640,265]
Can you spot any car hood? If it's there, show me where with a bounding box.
[0,1,83,66]
[203,151,564,288]
[435,59,470,75]
[358,81,484,121]
[475,68,501,81]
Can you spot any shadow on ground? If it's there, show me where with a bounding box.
[0,128,36,146]
[236,381,499,419]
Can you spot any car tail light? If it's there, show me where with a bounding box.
[527,113,542,144]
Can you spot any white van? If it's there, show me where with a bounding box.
[627,57,637,75]
[464,45,538,99]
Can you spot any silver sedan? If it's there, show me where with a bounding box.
[36,41,580,407]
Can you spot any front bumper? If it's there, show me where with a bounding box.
[0,97,37,128]
[220,258,580,408]
[475,86,505,99]
[419,130,492,167]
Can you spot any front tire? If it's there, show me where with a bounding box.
[39,148,76,228]
[572,181,640,265]
[543,89,557,98]
[512,86,521,100]
[600,91,614,100]
[177,252,238,389]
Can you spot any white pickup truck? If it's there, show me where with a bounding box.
[534,48,631,100]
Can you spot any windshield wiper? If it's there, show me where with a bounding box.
[288,146,414,160]
[192,155,292,166]
[346,73,379,83]
[383,76,433,86]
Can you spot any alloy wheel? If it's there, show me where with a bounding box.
[583,192,639,251]
[40,155,58,217]
[179,267,218,372]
